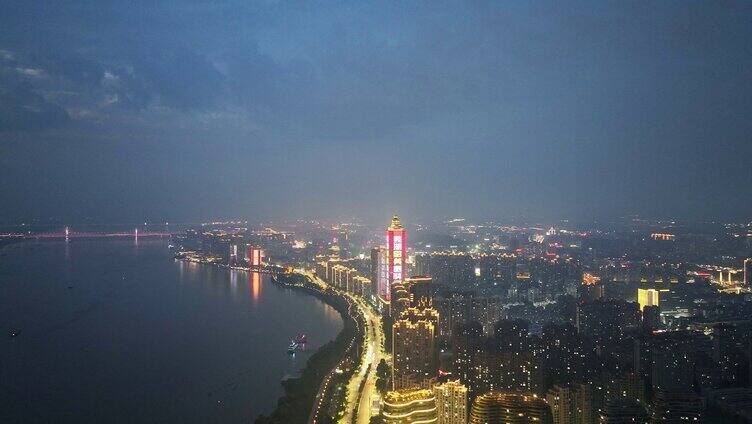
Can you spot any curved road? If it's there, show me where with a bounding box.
[304,273,361,424]
[302,271,387,424]
[336,296,385,424]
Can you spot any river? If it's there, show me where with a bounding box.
[0,239,343,423]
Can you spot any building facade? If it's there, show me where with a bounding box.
[433,380,468,424]
[469,391,552,424]
[382,388,438,424]
[382,215,407,302]
[393,307,440,390]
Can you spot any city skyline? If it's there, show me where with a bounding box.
[3,3,752,424]
[3,206,752,423]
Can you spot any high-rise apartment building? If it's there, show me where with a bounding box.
[649,389,703,423]
[415,252,475,289]
[451,319,537,399]
[391,280,412,320]
[433,293,502,339]
[650,333,696,392]
[575,383,605,424]
[376,247,389,305]
[547,385,575,424]
[712,323,749,387]
[452,321,484,395]
[576,299,641,344]
[433,380,468,424]
[405,275,433,308]
[599,398,648,424]
[547,378,646,424]
[393,307,439,390]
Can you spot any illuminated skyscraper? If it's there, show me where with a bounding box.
[744,258,752,285]
[247,245,264,267]
[433,380,468,424]
[380,215,407,303]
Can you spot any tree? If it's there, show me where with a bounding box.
[370,415,386,424]
[376,359,390,380]
[375,359,391,394]
[382,315,393,353]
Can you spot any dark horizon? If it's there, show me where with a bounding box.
[2,2,752,224]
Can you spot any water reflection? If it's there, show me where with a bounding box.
[229,269,238,294]
[178,259,185,279]
[250,272,261,303]
[64,238,71,261]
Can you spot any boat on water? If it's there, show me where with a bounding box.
[282,371,302,381]
[287,333,307,354]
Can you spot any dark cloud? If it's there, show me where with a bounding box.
[0,83,70,131]
[134,49,226,111]
[0,1,751,223]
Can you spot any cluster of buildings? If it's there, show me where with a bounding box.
[372,218,555,423]
[175,215,752,423]
[360,217,752,424]
[315,258,373,297]
[174,228,273,267]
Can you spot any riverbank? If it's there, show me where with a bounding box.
[255,273,365,424]
[171,255,365,424]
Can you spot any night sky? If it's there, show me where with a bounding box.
[1,1,751,225]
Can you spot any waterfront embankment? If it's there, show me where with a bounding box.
[255,273,366,424]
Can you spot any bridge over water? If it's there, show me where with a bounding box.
[2,226,174,241]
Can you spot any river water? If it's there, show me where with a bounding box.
[0,239,342,423]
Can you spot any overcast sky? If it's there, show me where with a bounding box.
[1,1,751,225]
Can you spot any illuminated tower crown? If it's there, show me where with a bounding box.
[389,214,403,230]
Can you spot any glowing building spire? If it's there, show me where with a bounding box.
[389,214,404,230]
[379,214,406,303]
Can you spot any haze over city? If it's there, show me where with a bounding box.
[2,1,752,225]
[3,3,752,424]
